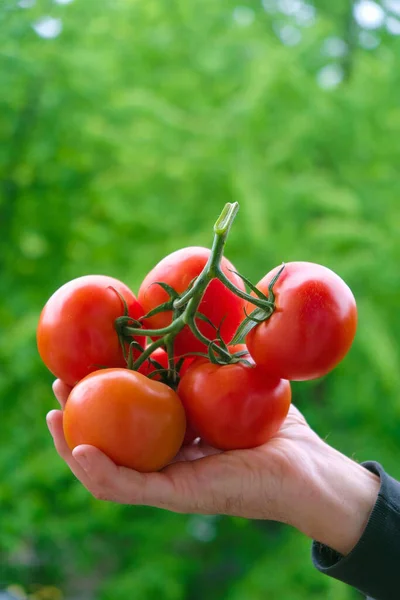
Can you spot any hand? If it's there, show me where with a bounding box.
[47,380,380,556]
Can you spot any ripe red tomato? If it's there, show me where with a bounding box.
[138,247,246,356]
[178,359,291,450]
[138,348,195,381]
[180,357,196,376]
[63,368,186,472]
[37,275,145,386]
[246,262,358,381]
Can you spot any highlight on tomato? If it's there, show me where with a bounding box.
[138,247,246,357]
[245,262,358,381]
[37,275,145,386]
[63,368,186,472]
[178,358,291,451]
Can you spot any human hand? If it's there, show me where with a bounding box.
[47,380,380,556]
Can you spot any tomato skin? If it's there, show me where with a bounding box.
[178,360,291,450]
[182,423,198,445]
[180,356,196,377]
[63,368,186,472]
[246,262,358,381]
[37,275,145,386]
[138,247,246,356]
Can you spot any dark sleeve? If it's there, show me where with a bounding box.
[312,461,400,600]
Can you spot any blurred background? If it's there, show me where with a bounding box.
[1,0,400,598]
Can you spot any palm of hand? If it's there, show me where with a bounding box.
[48,381,321,523]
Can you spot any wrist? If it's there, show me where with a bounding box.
[288,440,380,555]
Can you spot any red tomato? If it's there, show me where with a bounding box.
[37,275,145,386]
[63,368,186,472]
[138,247,246,356]
[246,262,358,381]
[138,348,195,381]
[178,360,291,450]
[180,356,196,377]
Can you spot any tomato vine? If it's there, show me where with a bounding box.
[114,202,283,384]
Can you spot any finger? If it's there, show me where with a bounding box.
[72,444,177,506]
[46,410,94,490]
[52,380,72,409]
[196,438,222,456]
[71,443,218,512]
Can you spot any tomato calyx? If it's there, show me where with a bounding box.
[207,344,252,367]
[230,263,286,344]
[139,281,182,319]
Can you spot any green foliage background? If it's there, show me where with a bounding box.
[1,0,400,598]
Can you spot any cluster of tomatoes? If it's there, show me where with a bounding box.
[37,246,357,473]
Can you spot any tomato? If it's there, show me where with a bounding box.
[138,348,195,381]
[138,247,246,356]
[63,368,186,472]
[246,262,358,381]
[178,359,291,450]
[37,275,145,386]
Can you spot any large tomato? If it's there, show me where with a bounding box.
[37,275,145,386]
[178,359,291,450]
[138,247,246,356]
[63,368,186,472]
[246,262,358,381]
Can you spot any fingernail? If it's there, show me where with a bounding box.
[74,452,89,472]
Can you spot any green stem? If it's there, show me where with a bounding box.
[165,335,178,384]
[123,323,178,338]
[216,269,274,310]
[120,201,274,373]
[173,202,239,310]
[130,337,166,371]
[185,312,229,359]
[214,202,239,236]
